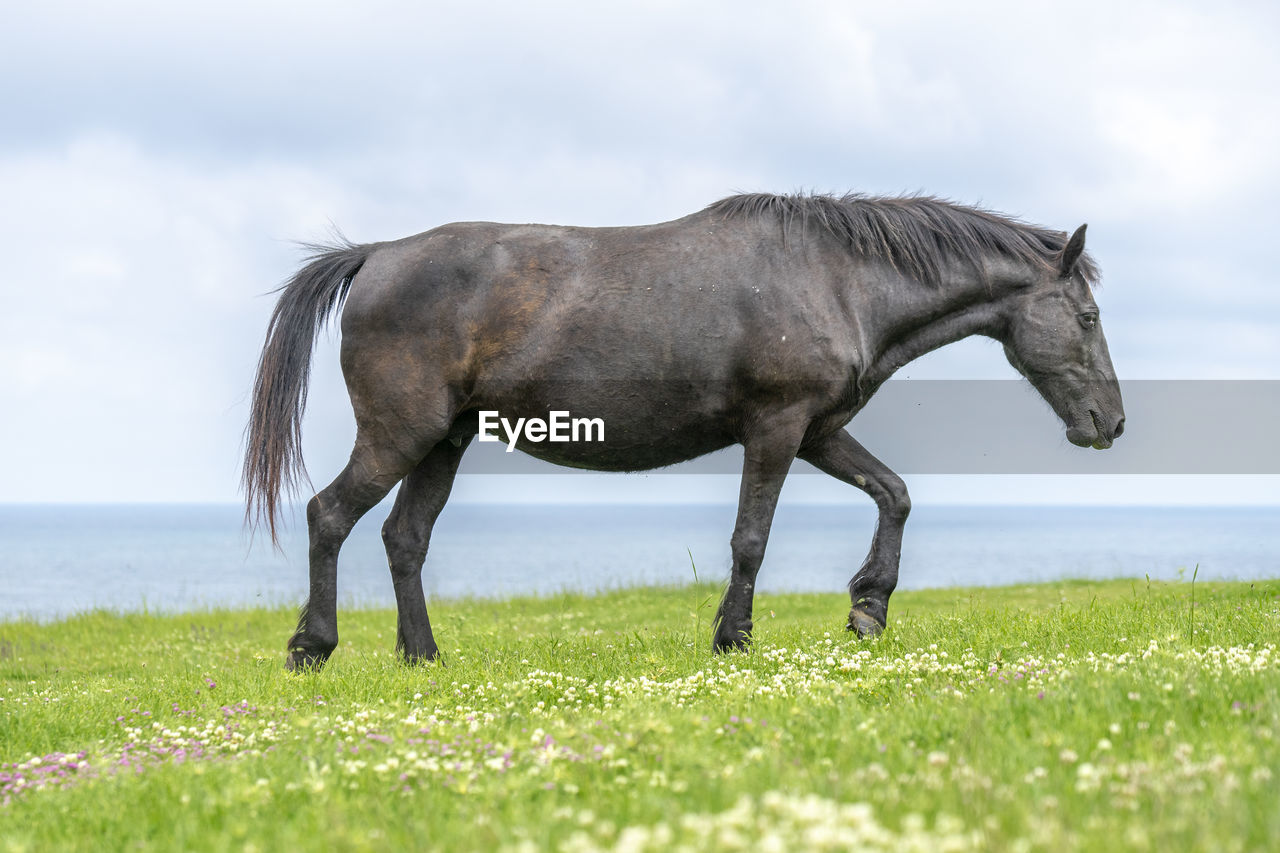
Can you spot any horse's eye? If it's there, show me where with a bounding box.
[1079,312,1098,329]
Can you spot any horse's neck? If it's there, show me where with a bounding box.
[858,270,1009,390]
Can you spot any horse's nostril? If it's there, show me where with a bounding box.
[1113,416,1125,438]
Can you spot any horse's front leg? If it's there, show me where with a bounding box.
[798,429,910,638]
[713,414,808,653]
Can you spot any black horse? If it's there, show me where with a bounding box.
[243,192,1124,669]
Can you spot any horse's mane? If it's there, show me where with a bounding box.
[706,192,1099,288]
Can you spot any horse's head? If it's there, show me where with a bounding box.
[1002,225,1125,449]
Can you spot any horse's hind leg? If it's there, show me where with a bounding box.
[381,436,472,663]
[797,429,910,638]
[286,435,424,671]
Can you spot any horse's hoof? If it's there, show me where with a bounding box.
[712,623,753,654]
[400,648,442,666]
[847,608,884,639]
[285,649,329,672]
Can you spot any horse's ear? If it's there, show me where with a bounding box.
[1059,224,1087,278]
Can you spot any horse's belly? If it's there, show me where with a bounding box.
[467,406,734,472]
[513,432,732,472]
[463,374,740,471]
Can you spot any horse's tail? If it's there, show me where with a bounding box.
[242,239,370,544]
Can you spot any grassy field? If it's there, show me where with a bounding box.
[1,578,1277,851]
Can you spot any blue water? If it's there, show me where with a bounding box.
[0,504,1277,621]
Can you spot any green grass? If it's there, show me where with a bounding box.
[2,579,1278,851]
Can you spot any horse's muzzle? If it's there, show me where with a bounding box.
[1066,408,1124,449]
[1086,409,1125,450]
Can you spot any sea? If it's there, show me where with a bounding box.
[0,504,1277,621]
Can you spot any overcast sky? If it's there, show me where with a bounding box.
[1,1,1277,504]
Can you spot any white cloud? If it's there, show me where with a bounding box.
[0,135,352,500]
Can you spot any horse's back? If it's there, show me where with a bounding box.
[342,213,781,379]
